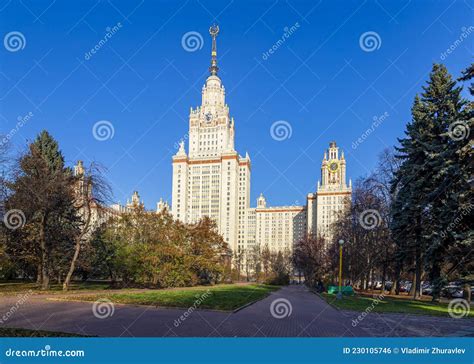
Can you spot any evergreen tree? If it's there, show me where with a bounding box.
[420,65,468,300]
[392,64,470,300]
[392,94,433,299]
[6,131,77,289]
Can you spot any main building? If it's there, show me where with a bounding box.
[171,26,351,256]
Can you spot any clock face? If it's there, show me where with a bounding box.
[329,161,339,172]
[205,112,212,122]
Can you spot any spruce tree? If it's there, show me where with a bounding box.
[392,94,433,299]
[392,64,470,300]
[7,131,76,289]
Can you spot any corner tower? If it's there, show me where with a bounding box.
[309,142,352,242]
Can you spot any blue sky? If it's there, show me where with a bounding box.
[1,0,472,208]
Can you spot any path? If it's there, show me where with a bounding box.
[0,285,471,337]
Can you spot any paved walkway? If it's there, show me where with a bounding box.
[0,285,472,337]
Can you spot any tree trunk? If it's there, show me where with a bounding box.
[413,215,423,300]
[390,261,402,295]
[39,214,49,290]
[463,283,471,303]
[36,264,42,285]
[63,237,81,291]
[64,202,92,291]
[414,253,422,300]
[430,256,442,302]
[381,266,386,293]
[409,272,416,297]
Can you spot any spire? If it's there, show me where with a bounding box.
[209,24,219,76]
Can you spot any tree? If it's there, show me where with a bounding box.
[293,235,328,287]
[391,64,471,300]
[6,131,77,289]
[94,209,229,288]
[63,162,111,290]
[270,251,290,285]
[261,244,272,281]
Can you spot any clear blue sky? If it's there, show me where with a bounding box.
[1,0,472,208]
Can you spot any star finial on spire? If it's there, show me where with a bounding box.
[209,24,220,76]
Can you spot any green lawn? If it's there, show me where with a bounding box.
[59,284,279,311]
[0,327,89,337]
[0,281,112,295]
[320,293,474,318]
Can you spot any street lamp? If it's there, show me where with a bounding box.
[337,239,345,300]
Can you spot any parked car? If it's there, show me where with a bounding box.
[441,284,463,298]
[421,281,433,295]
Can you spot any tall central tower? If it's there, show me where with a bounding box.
[171,26,251,252]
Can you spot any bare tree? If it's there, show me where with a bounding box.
[63,162,111,290]
[293,235,328,287]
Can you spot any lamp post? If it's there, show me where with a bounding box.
[336,239,345,300]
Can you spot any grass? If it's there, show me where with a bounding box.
[58,284,280,311]
[0,280,113,295]
[320,292,474,318]
[0,327,89,337]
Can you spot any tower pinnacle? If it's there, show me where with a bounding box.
[209,24,219,76]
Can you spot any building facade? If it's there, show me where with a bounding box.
[307,142,352,242]
[171,25,251,252]
[170,27,352,256]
